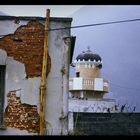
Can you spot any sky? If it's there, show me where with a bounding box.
[70,5,140,112]
[0,5,84,17]
[1,5,140,112]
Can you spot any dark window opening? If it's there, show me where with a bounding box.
[76,72,80,77]
[0,65,5,126]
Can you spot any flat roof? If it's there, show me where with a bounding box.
[0,15,73,22]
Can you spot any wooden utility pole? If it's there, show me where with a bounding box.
[39,9,50,135]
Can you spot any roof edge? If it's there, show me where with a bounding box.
[0,15,73,22]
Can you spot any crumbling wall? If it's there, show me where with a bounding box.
[0,17,72,135]
[0,20,52,134]
[0,20,51,77]
[4,90,40,133]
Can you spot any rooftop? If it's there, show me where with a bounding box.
[0,15,73,22]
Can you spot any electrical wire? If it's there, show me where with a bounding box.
[49,18,140,31]
[110,82,140,91]
[1,17,140,92]
[1,17,140,36]
[102,71,140,92]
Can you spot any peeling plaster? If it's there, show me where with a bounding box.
[0,20,51,77]
[4,90,40,134]
[5,57,40,112]
[0,18,72,135]
[6,57,26,81]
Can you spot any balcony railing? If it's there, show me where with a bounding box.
[69,78,109,92]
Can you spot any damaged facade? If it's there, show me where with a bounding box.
[0,15,74,135]
[5,90,40,133]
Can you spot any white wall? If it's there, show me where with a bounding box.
[0,18,72,135]
[69,98,116,113]
[45,20,71,135]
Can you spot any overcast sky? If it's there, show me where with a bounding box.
[0,5,84,17]
[70,5,140,111]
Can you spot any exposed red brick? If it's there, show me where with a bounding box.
[4,91,40,134]
[0,20,51,77]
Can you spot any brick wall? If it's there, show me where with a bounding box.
[4,90,40,134]
[0,20,51,77]
[73,112,140,135]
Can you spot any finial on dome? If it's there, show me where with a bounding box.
[87,46,90,50]
[87,46,92,52]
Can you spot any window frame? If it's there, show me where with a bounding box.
[76,72,80,77]
[0,65,6,128]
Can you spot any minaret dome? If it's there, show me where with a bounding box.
[74,47,102,79]
[76,47,102,62]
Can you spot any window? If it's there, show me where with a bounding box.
[0,65,5,127]
[76,72,80,77]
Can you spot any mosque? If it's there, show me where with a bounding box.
[68,47,116,132]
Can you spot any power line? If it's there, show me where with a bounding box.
[1,17,140,37]
[48,18,140,31]
[110,82,140,91]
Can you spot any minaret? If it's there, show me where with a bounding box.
[69,47,109,99]
[68,48,116,132]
